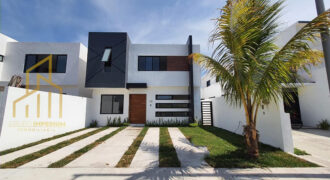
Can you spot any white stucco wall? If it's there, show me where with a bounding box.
[122,43,201,121]
[201,73,223,99]
[0,87,90,150]
[87,86,197,126]
[0,34,17,82]
[209,97,293,152]
[127,44,201,87]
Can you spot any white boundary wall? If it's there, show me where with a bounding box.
[209,97,293,152]
[0,87,90,151]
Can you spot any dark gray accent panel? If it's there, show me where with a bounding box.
[187,35,195,123]
[85,32,127,88]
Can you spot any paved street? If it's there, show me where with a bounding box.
[0,167,329,180]
[292,129,330,167]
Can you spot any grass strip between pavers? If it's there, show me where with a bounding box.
[48,126,126,168]
[0,127,108,168]
[294,148,310,155]
[116,127,148,167]
[0,128,87,156]
[159,127,180,167]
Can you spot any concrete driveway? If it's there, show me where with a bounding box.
[292,129,330,167]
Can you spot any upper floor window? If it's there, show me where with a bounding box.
[138,56,167,71]
[24,54,67,73]
[0,55,4,62]
[206,80,211,87]
[102,48,112,72]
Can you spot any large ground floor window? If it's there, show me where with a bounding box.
[100,95,124,114]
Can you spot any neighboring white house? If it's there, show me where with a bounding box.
[0,33,91,98]
[201,21,330,129]
[276,22,330,127]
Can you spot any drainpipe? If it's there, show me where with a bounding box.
[315,0,330,92]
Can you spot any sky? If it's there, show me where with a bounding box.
[1,0,329,56]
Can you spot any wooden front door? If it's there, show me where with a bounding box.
[129,94,146,124]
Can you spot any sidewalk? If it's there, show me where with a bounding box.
[0,167,329,179]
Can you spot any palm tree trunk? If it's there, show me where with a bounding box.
[243,107,259,158]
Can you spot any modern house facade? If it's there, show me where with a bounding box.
[85,33,201,126]
[0,32,201,127]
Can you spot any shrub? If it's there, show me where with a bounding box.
[106,117,112,127]
[146,118,189,127]
[106,116,129,127]
[89,120,98,127]
[317,119,330,130]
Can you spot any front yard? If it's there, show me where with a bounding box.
[179,126,318,168]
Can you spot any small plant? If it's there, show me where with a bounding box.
[107,117,112,127]
[317,119,330,130]
[294,148,309,155]
[123,117,130,126]
[106,116,129,127]
[146,118,189,127]
[190,117,201,127]
[89,120,98,127]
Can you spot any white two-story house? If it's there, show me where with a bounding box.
[85,33,201,125]
[0,33,91,98]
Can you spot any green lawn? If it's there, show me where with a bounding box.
[179,126,318,168]
[294,148,310,155]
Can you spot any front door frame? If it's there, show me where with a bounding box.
[129,94,147,124]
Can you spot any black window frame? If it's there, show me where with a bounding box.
[0,55,4,62]
[156,103,190,108]
[103,47,112,72]
[100,95,124,114]
[156,95,190,100]
[23,54,68,73]
[206,80,211,87]
[138,56,167,71]
[155,111,190,117]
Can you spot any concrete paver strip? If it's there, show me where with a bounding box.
[0,167,329,179]
[0,128,96,165]
[168,127,210,168]
[65,127,142,168]
[293,129,330,167]
[19,128,118,168]
[130,127,159,168]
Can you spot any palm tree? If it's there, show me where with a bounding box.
[193,0,330,158]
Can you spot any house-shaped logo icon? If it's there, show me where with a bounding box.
[12,55,63,118]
